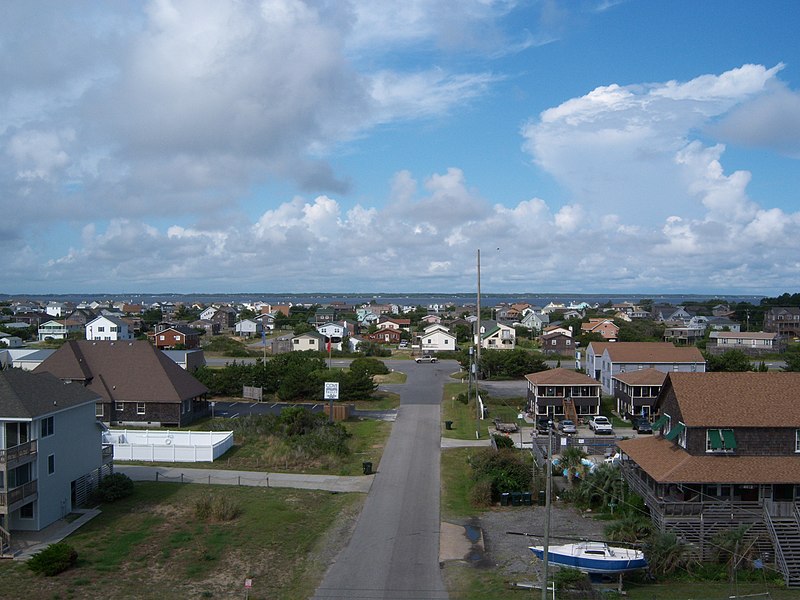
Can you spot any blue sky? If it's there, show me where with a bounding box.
[2,0,799,295]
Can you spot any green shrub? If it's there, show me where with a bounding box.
[28,543,78,576]
[349,357,389,376]
[492,434,515,449]
[468,448,532,501]
[93,473,134,502]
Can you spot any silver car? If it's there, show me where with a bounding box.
[558,419,577,434]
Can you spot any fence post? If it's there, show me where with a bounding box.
[238,476,241,486]
[181,473,184,483]
[208,475,211,484]
[156,472,159,482]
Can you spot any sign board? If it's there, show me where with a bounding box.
[324,381,340,400]
[244,578,252,589]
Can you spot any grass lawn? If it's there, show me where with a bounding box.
[441,382,490,440]
[373,370,407,384]
[0,482,362,600]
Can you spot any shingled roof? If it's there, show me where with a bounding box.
[525,368,600,385]
[613,368,667,386]
[1,368,100,418]
[618,435,800,484]
[33,340,207,404]
[604,342,704,363]
[663,372,800,428]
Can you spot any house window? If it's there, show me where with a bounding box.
[19,502,34,519]
[47,454,55,475]
[136,402,146,415]
[115,401,124,411]
[40,416,54,438]
[98,326,105,332]
[706,429,737,452]
[96,403,104,417]
[293,339,299,344]
[159,335,165,341]
[795,430,800,453]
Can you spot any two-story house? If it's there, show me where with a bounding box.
[0,369,113,556]
[617,372,800,587]
[539,330,573,356]
[34,340,209,427]
[416,324,457,353]
[764,307,800,339]
[580,318,619,341]
[150,325,200,350]
[593,342,706,395]
[481,323,515,350]
[85,315,134,341]
[317,321,348,351]
[612,368,666,421]
[234,318,262,338]
[524,368,602,420]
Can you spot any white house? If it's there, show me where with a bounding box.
[85,315,133,341]
[0,334,23,348]
[37,320,69,341]
[199,306,218,321]
[234,318,262,338]
[481,323,516,350]
[0,369,112,556]
[417,324,457,353]
[316,322,347,351]
[45,302,67,318]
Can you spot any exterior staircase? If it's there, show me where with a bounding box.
[563,397,578,424]
[764,504,800,587]
[0,525,12,559]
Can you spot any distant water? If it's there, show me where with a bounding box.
[0,291,765,307]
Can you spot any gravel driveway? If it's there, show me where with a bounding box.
[444,501,609,581]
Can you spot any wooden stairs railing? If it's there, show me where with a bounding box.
[563,397,578,424]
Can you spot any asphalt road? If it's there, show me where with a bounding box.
[313,360,451,600]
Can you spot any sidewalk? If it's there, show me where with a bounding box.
[117,465,374,493]
[12,508,101,560]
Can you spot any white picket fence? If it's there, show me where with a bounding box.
[106,429,234,463]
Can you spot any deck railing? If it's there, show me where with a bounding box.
[0,480,38,508]
[0,440,37,466]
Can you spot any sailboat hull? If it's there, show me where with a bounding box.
[529,542,647,574]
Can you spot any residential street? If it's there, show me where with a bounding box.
[313,360,451,600]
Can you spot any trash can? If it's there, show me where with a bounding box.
[522,492,533,506]
[511,492,522,506]
[445,420,453,430]
[538,490,546,506]
[500,492,510,506]
[362,461,373,475]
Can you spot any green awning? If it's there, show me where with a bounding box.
[721,429,737,450]
[663,422,685,441]
[652,415,669,430]
[708,429,723,450]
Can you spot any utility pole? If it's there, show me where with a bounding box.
[476,248,481,367]
[541,420,553,600]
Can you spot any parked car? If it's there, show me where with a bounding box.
[558,419,577,434]
[633,417,653,434]
[398,341,408,348]
[415,355,437,363]
[536,417,552,434]
[588,415,614,434]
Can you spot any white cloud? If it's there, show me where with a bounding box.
[522,63,790,224]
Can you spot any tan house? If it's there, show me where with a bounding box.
[580,318,619,340]
[707,331,785,356]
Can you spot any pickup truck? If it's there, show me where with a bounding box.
[588,415,614,435]
[415,355,438,363]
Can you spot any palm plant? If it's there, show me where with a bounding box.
[644,531,693,577]
[558,446,589,487]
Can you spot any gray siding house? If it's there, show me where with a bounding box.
[1,369,112,555]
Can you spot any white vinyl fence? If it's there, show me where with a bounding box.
[106,429,234,463]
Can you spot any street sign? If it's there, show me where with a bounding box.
[324,381,340,400]
[244,578,252,588]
